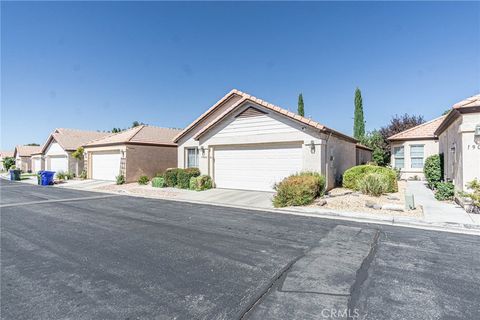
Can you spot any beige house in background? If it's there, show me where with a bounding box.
[84,125,181,183]
[13,145,42,172]
[41,128,110,176]
[388,116,446,180]
[174,89,370,191]
[435,94,480,192]
[31,151,44,173]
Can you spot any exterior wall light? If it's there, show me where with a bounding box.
[310,140,315,153]
[200,146,205,157]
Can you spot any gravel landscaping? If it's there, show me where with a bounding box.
[312,181,423,217]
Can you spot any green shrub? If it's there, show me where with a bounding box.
[424,154,443,189]
[116,174,125,185]
[357,173,389,197]
[343,165,397,193]
[461,179,480,208]
[434,182,455,201]
[152,177,165,188]
[138,175,149,185]
[164,168,181,187]
[56,171,66,180]
[273,172,326,208]
[3,157,15,171]
[189,175,213,191]
[65,172,74,180]
[177,168,200,189]
[79,170,87,180]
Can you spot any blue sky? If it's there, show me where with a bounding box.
[1,1,479,150]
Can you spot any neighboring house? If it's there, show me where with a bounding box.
[83,125,181,182]
[174,89,370,192]
[0,150,14,170]
[435,94,480,192]
[31,151,44,173]
[13,145,42,172]
[41,128,110,176]
[388,116,446,180]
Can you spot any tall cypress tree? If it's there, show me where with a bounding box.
[353,88,365,139]
[297,93,305,117]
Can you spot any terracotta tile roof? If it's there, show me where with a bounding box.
[453,94,480,109]
[0,150,14,158]
[175,89,358,143]
[84,125,182,147]
[14,145,42,157]
[41,128,111,153]
[387,115,446,141]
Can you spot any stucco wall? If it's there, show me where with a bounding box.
[390,139,439,180]
[125,145,178,183]
[326,135,357,189]
[356,148,372,165]
[31,156,44,172]
[16,156,32,172]
[439,112,480,191]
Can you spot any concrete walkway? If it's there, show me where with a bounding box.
[406,181,479,225]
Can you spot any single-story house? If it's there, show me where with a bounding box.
[41,128,110,176]
[387,115,446,180]
[356,143,373,165]
[435,94,480,192]
[0,150,14,170]
[174,89,371,192]
[83,125,181,182]
[13,145,42,172]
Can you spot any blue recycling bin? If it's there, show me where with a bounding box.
[40,171,55,186]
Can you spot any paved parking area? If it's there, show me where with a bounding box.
[1,179,480,319]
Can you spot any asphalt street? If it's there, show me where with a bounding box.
[1,179,479,319]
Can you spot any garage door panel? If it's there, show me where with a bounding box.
[214,144,303,192]
[49,157,68,173]
[92,152,121,181]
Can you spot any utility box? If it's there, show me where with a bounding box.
[405,194,415,210]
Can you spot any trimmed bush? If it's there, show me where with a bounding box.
[116,174,125,185]
[357,173,389,197]
[56,171,66,180]
[461,179,480,208]
[273,172,326,208]
[164,168,181,187]
[424,154,443,189]
[138,175,149,185]
[434,182,454,201]
[79,170,87,180]
[177,168,200,189]
[189,175,213,191]
[343,165,397,193]
[152,177,165,188]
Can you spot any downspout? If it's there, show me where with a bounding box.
[324,132,332,189]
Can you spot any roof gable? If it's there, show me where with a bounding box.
[175,89,357,144]
[41,128,111,153]
[14,145,42,157]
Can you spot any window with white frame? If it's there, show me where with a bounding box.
[393,146,404,169]
[410,144,424,168]
[186,148,199,168]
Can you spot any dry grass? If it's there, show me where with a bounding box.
[313,181,423,217]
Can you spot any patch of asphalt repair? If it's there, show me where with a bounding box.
[243,226,381,320]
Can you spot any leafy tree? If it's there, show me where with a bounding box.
[3,157,15,171]
[360,131,388,166]
[131,121,145,128]
[297,93,305,117]
[353,88,365,140]
[71,147,84,159]
[111,128,123,133]
[26,143,40,146]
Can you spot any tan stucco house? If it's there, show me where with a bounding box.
[40,128,110,176]
[13,145,42,172]
[83,125,181,182]
[435,94,480,192]
[31,151,44,173]
[388,116,446,180]
[0,150,14,170]
[174,89,370,192]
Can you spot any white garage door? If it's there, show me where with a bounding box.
[32,158,42,172]
[214,143,303,192]
[91,151,122,181]
[49,156,68,173]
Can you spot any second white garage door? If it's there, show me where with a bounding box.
[91,151,122,181]
[49,156,68,173]
[214,143,303,192]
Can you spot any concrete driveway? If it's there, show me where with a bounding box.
[1,179,480,319]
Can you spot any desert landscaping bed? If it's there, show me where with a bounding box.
[312,181,423,217]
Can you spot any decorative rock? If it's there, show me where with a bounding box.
[387,196,400,201]
[373,204,382,210]
[382,204,404,212]
[365,200,375,208]
[316,199,327,206]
